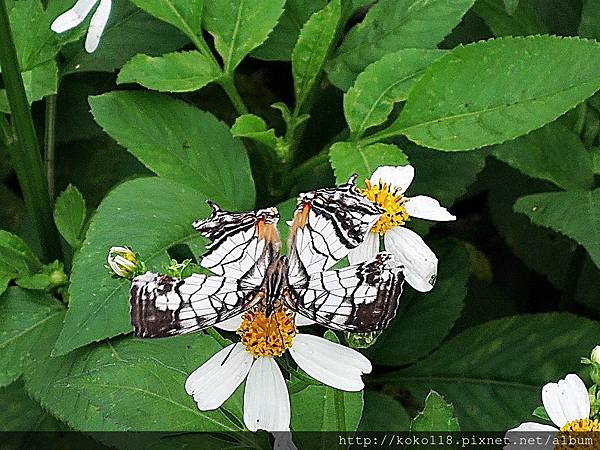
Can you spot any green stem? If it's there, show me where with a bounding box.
[334,389,346,431]
[0,0,60,261]
[0,113,12,145]
[219,75,249,115]
[44,95,57,200]
[205,327,230,348]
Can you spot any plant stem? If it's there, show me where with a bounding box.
[0,0,60,261]
[205,327,230,348]
[44,95,57,200]
[0,113,13,145]
[219,75,248,115]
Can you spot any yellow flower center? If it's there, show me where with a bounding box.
[237,306,297,358]
[560,418,600,432]
[360,179,409,234]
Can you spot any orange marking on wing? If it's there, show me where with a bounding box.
[256,218,281,244]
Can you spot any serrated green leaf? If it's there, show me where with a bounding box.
[326,0,476,89]
[343,49,445,135]
[472,0,546,37]
[373,313,600,430]
[579,0,600,40]
[358,391,410,431]
[89,90,255,210]
[62,3,189,74]
[374,36,600,151]
[0,288,64,387]
[491,122,594,191]
[0,230,41,281]
[411,391,460,432]
[252,0,327,61]
[0,381,63,431]
[53,184,87,248]
[367,239,469,366]
[53,178,212,356]
[0,60,58,113]
[514,189,600,269]
[130,0,203,39]
[118,51,220,92]
[292,0,342,112]
[329,141,409,185]
[204,0,285,74]
[231,114,282,150]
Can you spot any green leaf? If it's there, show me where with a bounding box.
[89,90,255,210]
[204,0,286,74]
[472,0,547,37]
[52,177,212,356]
[329,141,409,185]
[118,51,220,93]
[411,391,460,432]
[24,313,244,433]
[514,189,600,269]
[358,391,410,431]
[343,49,445,135]
[130,0,203,39]
[326,0,476,89]
[291,0,342,112]
[373,313,600,430]
[53,184,87,248]
[62,3,189,74]
[579,0,600,40]
[0,381,62,431]
[61,352,245,432]
[0,230,41,283]
[367,239,469,366]
[231,113,283,150]
[491,122,594,191]
[374,36,600,151]
[252,0,327,61]
[532,406,551,422]
[15,273,52,290]
[0,287,64,387]
[0,60,58,113]
[503,0,519,15]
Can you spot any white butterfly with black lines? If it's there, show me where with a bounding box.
[129,176,405,337]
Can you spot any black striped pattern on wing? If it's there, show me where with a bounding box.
[129,272,257,338]
[287,253,404,332]
[287,175,384,284]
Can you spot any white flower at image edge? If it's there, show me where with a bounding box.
[185,313,371,445]
[349,165,455,292]
[51,0,112,53]
[505,374,599,449]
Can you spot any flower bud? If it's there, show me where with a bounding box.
[592,346,600,365]
[107,246,138,278]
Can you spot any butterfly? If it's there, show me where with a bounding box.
[129,176,405,338]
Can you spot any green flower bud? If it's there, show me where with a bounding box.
[107,246,139,278]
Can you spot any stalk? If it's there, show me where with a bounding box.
[0,0,61,261]
[44,95,57,200]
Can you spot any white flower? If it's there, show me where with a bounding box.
[185,310,371,439]
[349,165,455,292]
[107,246,138,278]
[51,0,112,53]
[591,346,600,365]
[505,374,598,449]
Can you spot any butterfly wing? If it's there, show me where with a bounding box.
[193,202,281,286]
[287,175,383,286]
[286,253,404,332]
[130,271,262,337]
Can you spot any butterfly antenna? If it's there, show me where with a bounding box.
[220,341,237,367]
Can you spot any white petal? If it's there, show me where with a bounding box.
[289,334,371,391]
[508,422,558,432]
[84,0,111,52]
[185,343,252,410]
[542,374,589,428]
[215,315,243,331]
[273,432,297,450]
[51,0,98,32]
[244,357,290,432]
[295,314,315,327]
[405,196,456,222]
[347,232,379,265]
[370,165,414,193]
[384,227,437,292]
